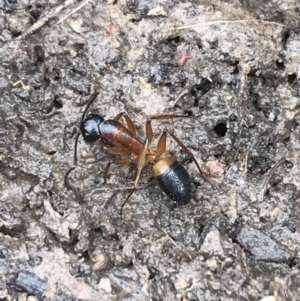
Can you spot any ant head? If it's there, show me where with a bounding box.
[80,114,104,142]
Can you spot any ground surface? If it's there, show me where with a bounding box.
[1,0,300,300]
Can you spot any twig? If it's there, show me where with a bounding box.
[260,157,286,202]
[55,0,95,26]
[10,80,31,91]
[243,150,250,179]
[177,19,287,30]
[173,88,189,107]
[14,0,89,41]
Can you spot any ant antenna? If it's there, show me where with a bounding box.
[120,188,135,216]
[64,167,76,190]
[81,92,99,121]
[73,92,99,165]
[73,132,81,165]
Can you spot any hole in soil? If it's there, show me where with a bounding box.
[11,31,21,38]
[27,10,39,20]
[127,260,134,268]
[291,119,299,131]
[283,30,290,47]
[192,180,201,187]
[69,229,79,245]
[42,97,62,114]
[73,43,85,51]
[34,45,45,63]
[271,181,279,188]
[271,11,286,23]
[131,19,140,24]
[214,123,227,137]
[52,97,63,109]
[259,216,269,223]
[53,69,60,81]
[282,136,290,145]
[148,267,157,280]
[288,73,297,85]
[282,220,296,233]
[252,97,261,111]
[191,79,214,106]
[231,60,239,74]
[288,257,297,268]
[209,39,218,49]
[184,110,193,116]
[58,37,69,46]
[72,67,86,75]
[48,151,56,155]
[81,250,90,261]
[276,59,285,70]
[168,36,181,45]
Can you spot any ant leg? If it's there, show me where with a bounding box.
[146,114,192,143]
[156,130,167,157]
[165,129,202,173]
[114,112,136,136]
[102,147,132,183]
[73,132,81,165]
[81,93,99,121]
[120,138,149,215]
[148,114,191,120]
[103,147,131,155]
[164,129,216,187]
[64,167,76,191]
[75,140,131,166]
[103,157,133,184]
[146,118,154,142]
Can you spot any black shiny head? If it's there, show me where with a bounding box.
[80,114,104,142]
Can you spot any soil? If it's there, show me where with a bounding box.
[1,1,300,301]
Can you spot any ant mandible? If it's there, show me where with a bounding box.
[66,92,208,215]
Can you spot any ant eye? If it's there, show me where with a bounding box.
[80,114,104,142]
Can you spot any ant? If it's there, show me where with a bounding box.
[66,92,210,215]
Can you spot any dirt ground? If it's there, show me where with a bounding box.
[1,0,300,300]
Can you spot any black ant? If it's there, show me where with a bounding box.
[66,93,210,214]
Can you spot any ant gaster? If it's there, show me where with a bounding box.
[67,93,207,215]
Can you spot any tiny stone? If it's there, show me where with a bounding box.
[99,277,112,293]
[27,297,39,301]
[206,257,218,269]
[259,297,276,301]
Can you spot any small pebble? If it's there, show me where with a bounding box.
[99,277,112,293]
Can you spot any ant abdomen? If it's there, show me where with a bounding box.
[153,157,192,205]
